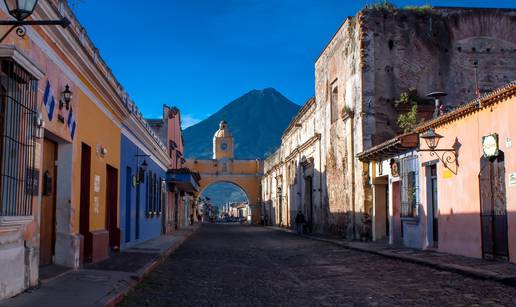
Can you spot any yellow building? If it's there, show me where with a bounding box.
[185,121,263,223]
[0,1,168,300]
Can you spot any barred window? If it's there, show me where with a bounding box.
[0,59,38,217]
[146,171,163,217]
[400,155,419,218]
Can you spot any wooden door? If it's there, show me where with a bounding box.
[40,139,57,266]
[106,165,119,251]
[480,153,508,260]
[79,143,92,263]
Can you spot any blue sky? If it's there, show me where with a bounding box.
[73,0,515,128]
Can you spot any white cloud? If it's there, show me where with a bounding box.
[181,114,202,129]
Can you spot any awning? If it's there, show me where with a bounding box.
[166,168,201,193]
[357,133,419,162]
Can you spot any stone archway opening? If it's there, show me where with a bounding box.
[200,181,251,221]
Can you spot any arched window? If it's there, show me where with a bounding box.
[331,86,339,123]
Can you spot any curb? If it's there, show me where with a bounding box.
[267,226,516,287]
[102,225,200,307]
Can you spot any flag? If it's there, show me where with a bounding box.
[67,106,77,140]
[43,80,55,121]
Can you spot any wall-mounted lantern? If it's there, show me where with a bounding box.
[0,0,70,43]
[134,153,149,185]
[421,128,443,150]
[96,144,108,158]
[419,128,458,174]
[59,84,72,110]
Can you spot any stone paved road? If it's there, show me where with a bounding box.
[120,224,516,306]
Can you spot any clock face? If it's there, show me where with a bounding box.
[220,142,228,151]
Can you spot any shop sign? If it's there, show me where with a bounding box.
[442,169,454,179]
[509,173,516,187]
[482,134,499,158]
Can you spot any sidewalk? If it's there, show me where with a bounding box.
[267,226,516,286]
[1,224,200,307]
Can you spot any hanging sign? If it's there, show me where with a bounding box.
[482,133,499,158]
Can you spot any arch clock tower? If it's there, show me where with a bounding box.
[213,121,234,159]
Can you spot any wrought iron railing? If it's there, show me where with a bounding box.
[0,59,38,217]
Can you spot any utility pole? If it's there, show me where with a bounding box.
[474,60,480,98]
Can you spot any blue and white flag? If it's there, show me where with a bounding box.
[42,80,55,121]
[67,106,77,140]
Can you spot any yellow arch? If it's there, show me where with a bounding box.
[184,158,263,223]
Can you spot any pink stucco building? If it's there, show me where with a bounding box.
[359,83,516,262]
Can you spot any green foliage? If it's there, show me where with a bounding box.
[403,4,433,12]
[398,104,418,133]
[395,87,424,133]
[366,1,396,11]
[341,105,354,118]
[395,87,419,107]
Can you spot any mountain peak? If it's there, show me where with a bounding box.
[184,88,301,159]
[246,87,279,96]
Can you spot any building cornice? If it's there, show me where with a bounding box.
[282,97,315,140]
[284,133,321,163]
[14,1,168,154]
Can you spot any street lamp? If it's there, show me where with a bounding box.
[5,0,38,21]
[420,128,443,151]
[0,0,70,43]
[419,128,458,174]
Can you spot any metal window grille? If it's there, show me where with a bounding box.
[400,155,419,217]
[0,59,38,217]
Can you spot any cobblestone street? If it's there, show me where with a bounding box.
[121,224,516,306]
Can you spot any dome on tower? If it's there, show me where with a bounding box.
[214,120,232,138]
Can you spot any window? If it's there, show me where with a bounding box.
[331,86,339,123]
[146,171,163,217]
[0,59,39,217]
[400,155,419,217]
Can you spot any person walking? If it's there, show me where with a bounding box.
[295,210,305,235]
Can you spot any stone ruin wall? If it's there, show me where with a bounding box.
[315,6,516,239]
[315,16,365,238]
[362,7,516,146]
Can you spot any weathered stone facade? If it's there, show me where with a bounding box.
[263,6,516,239]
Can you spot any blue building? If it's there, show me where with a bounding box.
[119,133,167,248]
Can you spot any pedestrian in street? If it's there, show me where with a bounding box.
[295,210,305,235]
[190,213,194,225]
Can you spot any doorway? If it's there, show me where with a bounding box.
[40,139,57,266]
[391,181,402,245]
[174,192,179,230]
[106,165,119,251]
[426,164,439,247]
[125,167,132,243]
[79,143,92,263]
[479,152,509,260]
[304,176,313,232]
